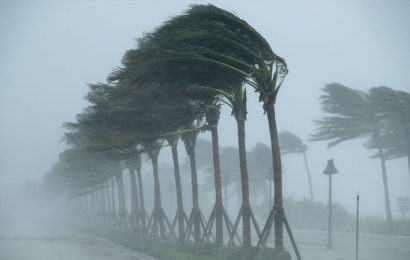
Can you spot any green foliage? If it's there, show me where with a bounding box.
[201,142,273,205]
[312,83,410,159]
[46,147,121,196]
[109,4,287,110]
[248,142,273,181]
[279,131,307,154]
[47,4,290,250]
[311,83,378,147]
[366,86,410,159]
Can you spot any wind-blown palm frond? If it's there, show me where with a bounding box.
[367,87,410,162]
[310,83,378,147]
[279,131,308,154]
[311,82,395,231]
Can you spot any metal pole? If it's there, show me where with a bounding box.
[356,194,359,260]
[327,172,333,249]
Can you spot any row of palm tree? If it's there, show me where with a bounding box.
[44,4,295,257]
[200,137,313,212]
[311,83,410,233]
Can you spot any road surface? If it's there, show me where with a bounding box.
[0,223,156,260]
[0,186,155,260]
[1,185,408,260]
[283,229,410,260]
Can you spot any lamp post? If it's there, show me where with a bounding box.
[323,159,338,249]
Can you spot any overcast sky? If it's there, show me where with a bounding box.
[1,0,409,217]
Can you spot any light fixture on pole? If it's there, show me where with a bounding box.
[323,159,338,249]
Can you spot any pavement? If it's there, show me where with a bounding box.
[283,229,410,260]
[0,223,156,260]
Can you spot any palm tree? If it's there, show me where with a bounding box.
[193,83,255,247]
[110,40,242,246]
[311,83,393,232]
[181,127,204,242]
[202,104,226,246]
[142,139,169,238]
[85,82,205,239]
[64,105,138,230]
[368,87,410,181]
[279,131,314,201]
[166,134,187,242]
[201,146,241,207]
[149,5,288,249]
[248,143,274,210]
[108,4,290,251]
[126,155,141,235]
[55,145,123,227]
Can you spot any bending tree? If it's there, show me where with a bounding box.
[311,83,393,232]
[368,87,410,182]
[109,4,290,252]
[279,131,313,201]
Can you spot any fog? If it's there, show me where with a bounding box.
[1,1,410,259]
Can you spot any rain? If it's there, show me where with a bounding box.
[1,1,409,260]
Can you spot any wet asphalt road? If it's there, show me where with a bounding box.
[0,223,156,260]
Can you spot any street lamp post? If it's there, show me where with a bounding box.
[323,159,338,249]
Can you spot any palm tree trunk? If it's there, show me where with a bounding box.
[100,184,107,222]
[151,151,162,209]
[129,166,140,233]
[303,152,314,201]
[135,157,146,234]
[210,124,224,246]
[115,174,127,229]
[237,119,251,248]
[266,103,285,250]
[97,188,102,214]
[84,192,89,213]
[377,146,393,233]
[105,181,113,226]
[188,146,201,242]
[100,184,107,217]
[223,176,229,210]
[169,139,185,241]
[104,182,111,225]
[269,176,272,210]
[110,177,116,216]
[94,186,100,214]
[150,148,166,238]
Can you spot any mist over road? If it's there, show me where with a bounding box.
[0,184,155,260]
[1,183,409,260]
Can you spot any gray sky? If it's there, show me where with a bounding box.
[1,0,409,217]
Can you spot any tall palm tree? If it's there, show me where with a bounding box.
[126,155,141,235]
[110,41,243,246]
[181,127,204,242]
[142,139,168,238]
[109,4,290,251]
[85,82,205,239]
[55,145,123,225]
[133,154,147,234]
[201,145,242,211]
[368,87,410,181]
[64,108,137,230]
[311,83,393,232]
[248,143,274,210]
[194,83,255,247]
[166,134,187,242]
[204,103,225,246]
[55,84,157,233]
[279,131,314,201]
